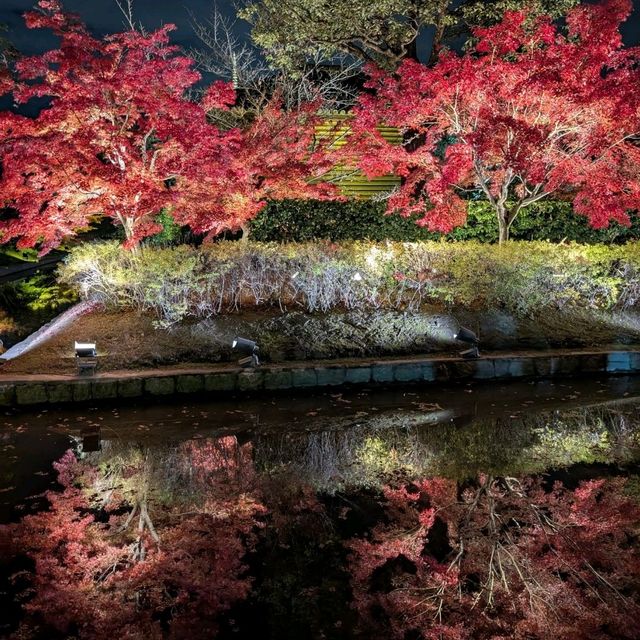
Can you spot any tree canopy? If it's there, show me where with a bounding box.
[0,1,336,253]
[239,0,578,71]
[347,0,640,241]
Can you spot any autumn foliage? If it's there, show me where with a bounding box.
[2,441,265,639]
[0,1,335,253]
[349,0,640,242]
[2,435,640,639]
[0,0,638,249]
[347,475,640,639]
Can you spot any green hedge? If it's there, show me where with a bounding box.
[249,199,640,244]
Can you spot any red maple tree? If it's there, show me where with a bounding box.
[0,1,207,251]
[0,1,336,253]
[174,94,338,241]
[349,0,640,242]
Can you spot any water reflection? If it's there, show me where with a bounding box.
[253,403,640,490]
[0,380,639,639]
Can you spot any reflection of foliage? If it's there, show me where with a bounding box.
[357,436,402,477]
[254,404,640,489]
[253,474,354,639]
[348,475,640,639]
[1,427,639,639]
[2,439,265,639]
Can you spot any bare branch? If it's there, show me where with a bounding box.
[188,3,265,89]
[189,3,362,111]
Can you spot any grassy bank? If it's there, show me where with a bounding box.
[3,238,640,375]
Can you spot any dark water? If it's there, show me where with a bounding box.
[1,378,639,639]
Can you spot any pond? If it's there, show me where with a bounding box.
[1,378,639,640]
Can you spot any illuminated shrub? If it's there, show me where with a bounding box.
[59,240,640,326]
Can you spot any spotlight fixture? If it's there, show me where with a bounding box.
[453,326,480,359]
[74,341,97,375]
[232,337,260,367]
[453,327,479,345]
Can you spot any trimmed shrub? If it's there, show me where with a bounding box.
[249,200,435,242]
[59,240,640,326]
[250,199,640,244]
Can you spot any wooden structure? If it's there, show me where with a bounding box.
[314,112,401,199]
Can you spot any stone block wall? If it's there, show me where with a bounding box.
[2,350,640,408]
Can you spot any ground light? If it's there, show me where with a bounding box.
[232,337,260,367]
[74,341,98,375]
[454,326,480,359]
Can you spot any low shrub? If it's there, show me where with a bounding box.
[249,199,640,244]
[59,240,640,327]
[0,308,16,335]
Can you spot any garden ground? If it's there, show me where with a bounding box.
[2,304,640,377]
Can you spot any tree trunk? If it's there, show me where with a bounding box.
[426,0,449,66]
[240,223,250,243]
[496,204,516,244]
[405,38,419,63]
[498,216,510,244]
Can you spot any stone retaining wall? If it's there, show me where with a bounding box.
[1,350,639,407]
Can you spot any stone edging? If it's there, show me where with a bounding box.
[1,350,638,407]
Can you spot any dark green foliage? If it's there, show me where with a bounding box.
[471,201,640,244]
[145,209,199,247]
[249,199,436,242]
[0,274,77,346]
[146,209,183,246]
[1,274,76,313]
[250,199,640,244]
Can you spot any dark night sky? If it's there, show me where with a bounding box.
[0,0,245,58]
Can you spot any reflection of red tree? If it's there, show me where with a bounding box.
[2,440,265,639]
[183,435,256,491]
[347,476,640,640]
